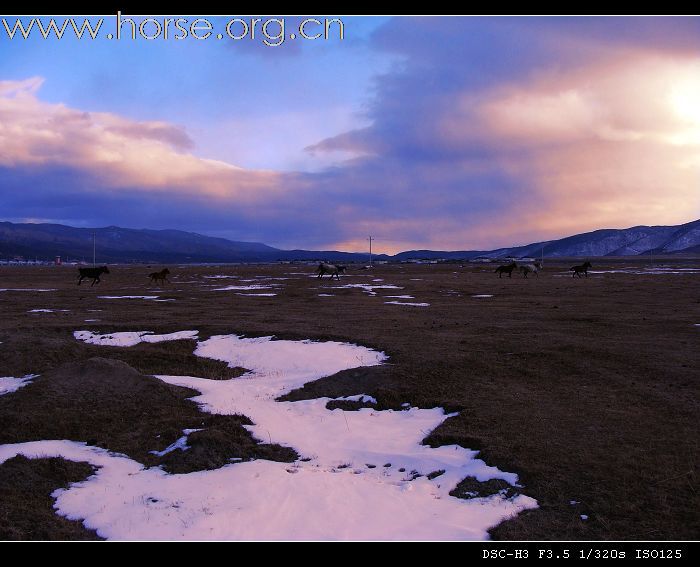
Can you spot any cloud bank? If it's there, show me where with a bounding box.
[1,17,699,252]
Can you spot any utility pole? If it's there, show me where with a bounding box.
[92,232,96,267]
[368,236,374,268]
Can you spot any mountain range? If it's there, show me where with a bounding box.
[1,219,699,263]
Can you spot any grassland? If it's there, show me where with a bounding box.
[0,259,698,540]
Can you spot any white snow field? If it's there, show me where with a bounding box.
[0,375,38,396]
[0,333,536,540]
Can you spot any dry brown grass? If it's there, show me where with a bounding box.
[0,456,101,540]
[0,260,698,540]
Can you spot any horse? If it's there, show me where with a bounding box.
[148,268,171,285]
[78,266,110,286]
[519,261,543,278]
[317,262,347,281]
[495,262,517,278]
[570,261,592,278]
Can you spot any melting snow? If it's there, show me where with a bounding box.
[150,429,203,457]
[99,296,160,300]
[472,295,494,299]
[0,333,536,540]
[28,309,70,313]
[384,301,430,307]
[213,285,278,291]
[0,375,37,396]
[337,283,403,296]
[236,293,277,297]
[0,288,57,292]
[74,330,199,348]
[586,267,700,275]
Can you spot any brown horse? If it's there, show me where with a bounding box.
[570,261,592,278]
[148,268,171,285]
[495,262,517,278]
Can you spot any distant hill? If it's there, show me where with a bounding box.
[1,219,699,263]
[395,219,700,260]
[0,222,386,263]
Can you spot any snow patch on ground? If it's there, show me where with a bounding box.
[0,375,37,396]
[337,283,403,296]
[472,295,494,299]
[2,333,536,540]
[74,330,198,348]
[384,301,430,307]
[385,295,415,299]
[213,285,278,291]
[583,267,700,276]
[236,293,277,297]
[28,309,70,313]
[99,296,161,300]
[0,288,57,292]
[0,438,533,540]
[150,429,203,457]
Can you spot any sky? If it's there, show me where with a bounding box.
[1,15,699,253]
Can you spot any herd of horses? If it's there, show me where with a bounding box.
[494,260,592,279]
[76,260,594,287]
[76,266,170,286]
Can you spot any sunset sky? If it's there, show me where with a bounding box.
[1,16,699,253]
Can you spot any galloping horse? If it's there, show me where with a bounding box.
[519,261,543,278]
[495,262,518,278]
[78,266,110,286]
[317,262,347,281]
[570,261,592,278]
[148,268,171,285]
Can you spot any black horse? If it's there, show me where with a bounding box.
[495,262,517,278]
[78,266,110,286]
[570,261,592,278]
[149,268,170,285]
